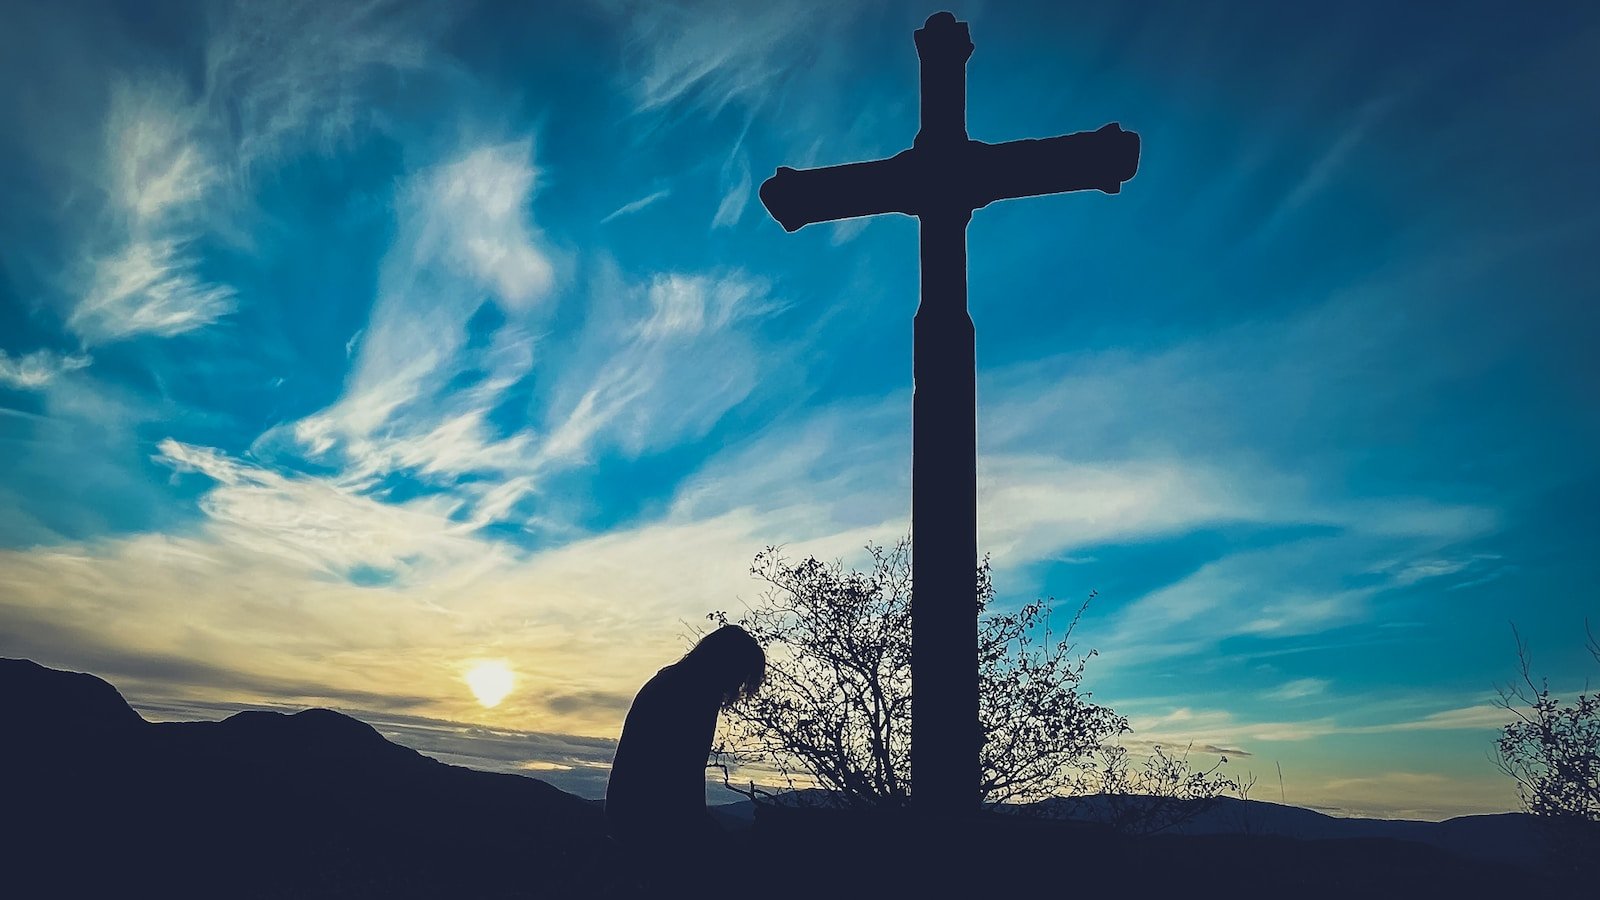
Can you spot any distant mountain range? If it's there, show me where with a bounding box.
[1,658,1582,898]
[1029,793,1549,867]
[712,789,1547,868]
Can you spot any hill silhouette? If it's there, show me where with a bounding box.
[1,658,606,898]
[1,658,1582,898]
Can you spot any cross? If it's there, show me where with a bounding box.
[758,11,1140,817]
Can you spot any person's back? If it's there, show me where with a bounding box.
[603,626,764,885]
[604,660,721,842]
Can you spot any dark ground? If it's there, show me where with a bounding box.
[2,658,1588,899]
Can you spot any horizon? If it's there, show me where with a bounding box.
[0,653,1539,823]
[2,1,1597,823]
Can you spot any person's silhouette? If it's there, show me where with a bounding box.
[604,624,765,884]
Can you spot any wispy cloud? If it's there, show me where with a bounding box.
[155,438,495,580]
[273,139,554,523]
[1096,522,1491,670]
[1125,700,1515,751]
[202,0,436,173]
[57,1,439,346]
[0,349,92,390]
[1379,553,1502,588]
[235,129,783,544]
[1355,704,1515,734]
[600,189,671,224]
[103,79,218,225]
[979,455,1268,564]
[538,268,779,465]
[1265,92,1402,230]
[68,80,231,344]
[712,150,751,228]
[1264,678,1330,701]
[608,0,848,115]
[1111,699,1523,820]
[416,142,556,309]
[69,239,237,342]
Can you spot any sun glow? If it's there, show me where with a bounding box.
[465,660,515,708]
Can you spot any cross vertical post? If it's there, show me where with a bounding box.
[912,207,978,816]
[757,10,1140,818]
[911,16,978,818]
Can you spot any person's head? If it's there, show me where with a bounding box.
[681,624,765,706]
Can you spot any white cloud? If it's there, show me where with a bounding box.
[978,454,1267,564]
[539,269,778,465]
[362,409,536,481]
[63,1,439,346]
[248,141,777,540]
[465,476,537,529]
[70,239,237,342]
[104,79,216,224]
[67,81,233,345]
[1355,704,1514,734]
[155,438,493,579]
[1121,698,1517,752]
[418,142,555,309]
[0,349,92,390]
[1094,518,1490,669]
[1381,557,1472,587]
[666,393,907,527]
[1264,678,1330,701]
[1113,705,1348,758]
[636,271,760,339]
[269,140,554,526]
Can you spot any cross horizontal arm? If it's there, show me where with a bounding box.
[759,123,1139,233]
[758,151,919,233]
[969,122,1140,209]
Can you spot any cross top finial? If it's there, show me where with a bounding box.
[912,11,974,149]
[914,12,973,61]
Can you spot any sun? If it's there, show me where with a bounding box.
[464,660,515,708]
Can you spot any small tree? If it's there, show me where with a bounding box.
[1495,624,1600,822]
[709,539,1235,828]
[1073,742,1247,836]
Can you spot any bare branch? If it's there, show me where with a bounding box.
[707,539,1234,823]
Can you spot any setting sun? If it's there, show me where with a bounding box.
[464,660,515,708]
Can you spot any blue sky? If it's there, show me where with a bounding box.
[1,0,1596,819]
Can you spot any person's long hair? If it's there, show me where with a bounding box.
[681,624,765,706]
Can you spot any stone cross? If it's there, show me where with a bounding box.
[758,11,1140,817]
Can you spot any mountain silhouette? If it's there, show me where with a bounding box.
[1022,793,1549,868]
[710,788,1576,897]
[712,788,1542,868]
[1,658,606,898]
[4,655,147,735]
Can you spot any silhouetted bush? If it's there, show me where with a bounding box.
[1495,623,1600,872]
[707,538,1236,831]
[1495,624,1600,821]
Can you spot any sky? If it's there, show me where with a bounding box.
[1,0,1597,820]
